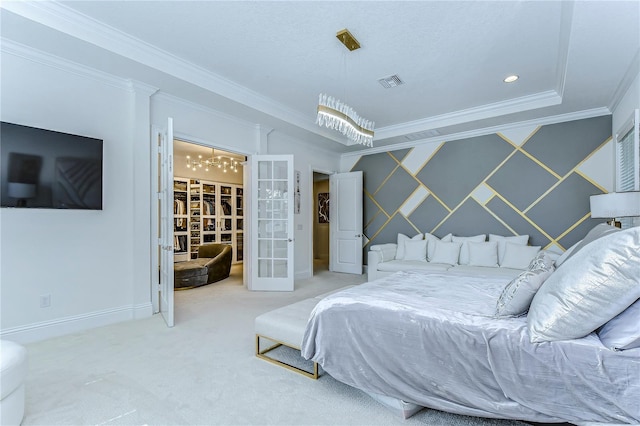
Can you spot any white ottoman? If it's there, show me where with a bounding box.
[255,298,320,379]
[254,286,356,379]
[0,340,27,426]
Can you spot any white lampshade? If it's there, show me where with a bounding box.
[7,182,37,199]
[590,192,640,218]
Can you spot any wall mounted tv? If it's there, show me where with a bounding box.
[1,122,103,210]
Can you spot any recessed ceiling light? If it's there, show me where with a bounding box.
[504,75,519,83]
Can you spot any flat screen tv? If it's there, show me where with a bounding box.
[1,122,103,210]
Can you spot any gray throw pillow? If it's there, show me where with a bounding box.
[495,251,555,317]
[495,269,554,317]
[527,250,555,272]
[528,227,640,343]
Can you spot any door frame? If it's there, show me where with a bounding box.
[150,129,251,314]
[307,166,335,277]
[158,118,175,327]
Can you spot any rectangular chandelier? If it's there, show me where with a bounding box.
[316,93,375,147]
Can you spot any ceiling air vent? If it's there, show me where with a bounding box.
[404,129,440,141]
[378,74,404,89]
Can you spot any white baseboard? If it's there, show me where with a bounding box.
[0,303,154,344]
[133,302,154,319]
[295,269,312,280]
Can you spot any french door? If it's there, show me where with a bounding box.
[247,155,294,291]
[157,118,175,326]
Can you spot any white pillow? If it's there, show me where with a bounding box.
[500,243,540,269]
[429,240,462,265]
[528,227,640,343]
[370,243,398,262]
[451,235,486,265]
[440,233,453,242]
[467,241,498,267]
[396,233,423,260]
[402,239,427,261]
[489,234,529,264]
[424,233,452,260]
[598,299,640,351]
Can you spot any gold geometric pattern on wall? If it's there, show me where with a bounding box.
[352,115,613,258]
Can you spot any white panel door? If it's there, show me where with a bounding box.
[158,118,174,326]
[248,155,294,291]
[330,171,363,274]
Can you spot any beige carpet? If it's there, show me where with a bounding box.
[21,265,529,426]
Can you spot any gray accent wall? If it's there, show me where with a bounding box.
[352,115,613,262]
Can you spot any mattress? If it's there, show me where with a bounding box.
[301,270,640,424]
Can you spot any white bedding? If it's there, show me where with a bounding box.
[301,270,640,424]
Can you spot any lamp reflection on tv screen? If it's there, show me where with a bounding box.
[0,122,103,210]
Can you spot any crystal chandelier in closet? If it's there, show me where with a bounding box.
[185,149,240,173]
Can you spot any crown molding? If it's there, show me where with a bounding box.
[374,90,562,141]
[554,0,574,97]
[609,48,640,113]
[127,80,159,97]
[0,1,333,141]
[3,0,613,152]
[0,37,131,91]
[344,107,611,159]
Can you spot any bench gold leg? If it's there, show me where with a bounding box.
[255,334,318,379]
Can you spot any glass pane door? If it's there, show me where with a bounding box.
[249,155,294,291]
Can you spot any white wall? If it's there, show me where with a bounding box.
[0,47,338,342]
[0,48,154,343]
[0,47,274,343]
[612,71,639,136]
[151,93,259,157]
[265,131,340,278]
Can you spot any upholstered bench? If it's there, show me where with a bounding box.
[0,340,27,426]
[174,260,209,289]
[255,298,320,378]
[254,285,355,379]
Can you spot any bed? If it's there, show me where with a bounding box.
[301,225,640,425]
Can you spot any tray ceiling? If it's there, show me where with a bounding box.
[1,1,638,153]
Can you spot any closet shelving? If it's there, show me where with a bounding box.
[173,177,243,264]
[236,187,244,262]
[201,183,217,248]
[173,178,189,262]
[189,181,201,257]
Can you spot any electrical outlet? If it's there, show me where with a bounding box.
[40,294,51,308]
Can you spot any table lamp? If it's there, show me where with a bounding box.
[590,191,640,228]
[7,182,37,207]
